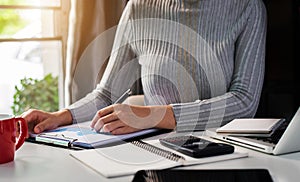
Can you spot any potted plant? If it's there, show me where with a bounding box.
[11,73,59,115]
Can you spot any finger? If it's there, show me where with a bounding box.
[93,119,104,132]
[100,112,119,124]
[102,120,125,132]
[90,105,115,128]
[34,119,58,134]
[20,109,48,134]
[22,109,48,124]
[90,114,100,129]
[93,113,119,131]
[111,126,140,135]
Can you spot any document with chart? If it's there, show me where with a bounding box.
[28,121,161,149]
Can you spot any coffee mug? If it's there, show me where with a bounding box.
[0,114,28,164]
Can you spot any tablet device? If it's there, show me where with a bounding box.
[132,169,273,182]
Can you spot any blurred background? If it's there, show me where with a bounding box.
[0,0,65,114]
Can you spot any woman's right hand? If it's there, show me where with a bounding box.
[21,109,73,136]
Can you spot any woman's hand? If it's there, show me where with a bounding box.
[21,109,73,136]
[90,104,176,135]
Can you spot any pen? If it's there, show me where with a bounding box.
[114,89,132,104]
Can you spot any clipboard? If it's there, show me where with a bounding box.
[27,121,167,149]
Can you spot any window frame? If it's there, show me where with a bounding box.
[0,0,70,108]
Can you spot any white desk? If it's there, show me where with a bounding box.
[1,136,300,182]
[179,145,300,182]
[0,142,131,182]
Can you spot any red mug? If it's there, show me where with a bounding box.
[0,114,28,164]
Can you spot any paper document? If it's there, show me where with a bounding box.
[29,121,161,148]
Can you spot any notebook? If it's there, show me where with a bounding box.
[28,121,164,149]
[69,139,248,178]
[206,107,300,155]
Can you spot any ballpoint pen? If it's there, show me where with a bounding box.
[114,89,132,104]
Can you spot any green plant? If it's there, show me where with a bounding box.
[11,73,59,115]
[0,0,28,37]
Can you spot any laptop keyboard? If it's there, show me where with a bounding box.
[248,121,289,144]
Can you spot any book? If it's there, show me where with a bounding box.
[69,139,248,178]
[28,121,163,149]
[216,118,285,137]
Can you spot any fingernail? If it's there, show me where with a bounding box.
[35,127,41,133]
[94,123,103,132]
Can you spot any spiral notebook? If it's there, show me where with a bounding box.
[70,139,248,178]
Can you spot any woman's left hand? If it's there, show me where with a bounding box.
[90,104,176,135]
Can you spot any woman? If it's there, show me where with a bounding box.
[23,0,267,135]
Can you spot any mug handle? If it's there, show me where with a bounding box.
[15,118,28,150]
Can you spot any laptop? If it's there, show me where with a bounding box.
[206,107,300,155]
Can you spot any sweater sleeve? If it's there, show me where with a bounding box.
[67,2,139,123]
[171,0,267,132]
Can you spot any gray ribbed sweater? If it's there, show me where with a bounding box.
[68,0,267,131]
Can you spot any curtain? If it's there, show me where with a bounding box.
[65,0,127,106]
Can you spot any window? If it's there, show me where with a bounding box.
[0,0,70,114]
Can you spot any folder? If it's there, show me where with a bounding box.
[28,121,165,149]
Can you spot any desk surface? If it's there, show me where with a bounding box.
[1,135,300,182]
